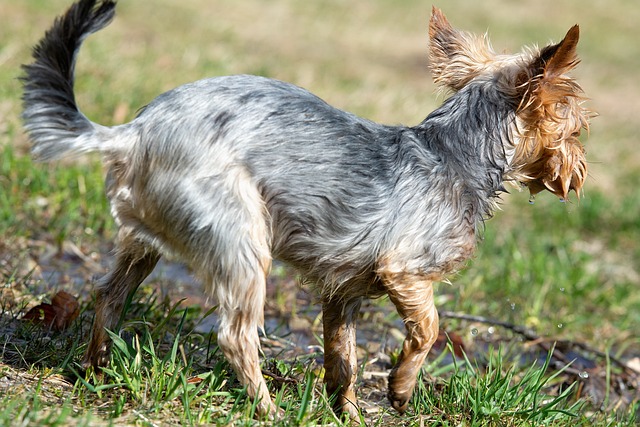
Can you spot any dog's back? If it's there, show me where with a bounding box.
[111,75,385,290]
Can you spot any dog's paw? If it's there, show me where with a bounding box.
[336,401,361,423]
[388,391,410,414]
[82,343,111,370]
[387,367,414,414]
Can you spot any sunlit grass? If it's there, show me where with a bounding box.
[411,346,585,426]
[450,191,640,347]
[5,286,624,426]
[0,145,111,244]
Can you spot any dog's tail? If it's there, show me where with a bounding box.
[21,0,121,161]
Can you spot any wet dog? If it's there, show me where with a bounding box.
[22,0,590,419]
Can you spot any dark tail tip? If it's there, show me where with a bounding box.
[22,0,116,107]
[21,0,117,160]
[23,0,116,87]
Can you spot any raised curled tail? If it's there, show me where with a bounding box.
[21,0,118,161]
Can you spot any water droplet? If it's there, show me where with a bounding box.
[559,197,566,203]
[470,328,478,336]
[487,326,495,335]
[579,371,589,379]
[529,194,536,204]
[557,323,563,329]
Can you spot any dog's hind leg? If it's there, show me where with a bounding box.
[215,272,273,415]
[83,240,160,369]
[382,273,439,413]
[322,297,362,420]
[212,244,274,416]
[195,168,275,416]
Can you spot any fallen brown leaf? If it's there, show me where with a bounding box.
[22,290,80,331]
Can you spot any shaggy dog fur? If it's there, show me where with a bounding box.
[22,0,590,419]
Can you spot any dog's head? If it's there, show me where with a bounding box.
[428,7,591,200]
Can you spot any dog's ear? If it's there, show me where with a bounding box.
[524,25,580,84]
[545,25,580,77]
[428,7,495,91]
[513,25,588,200]
[516,25,583,113]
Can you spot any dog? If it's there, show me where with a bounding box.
[22,0,590,420]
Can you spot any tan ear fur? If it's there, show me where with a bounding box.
[544,25,580,79]
[513,26,590,199]
[428,7,495,91]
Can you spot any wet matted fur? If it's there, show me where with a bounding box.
[22,0,591,419]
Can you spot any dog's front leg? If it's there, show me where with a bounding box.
[382,273,439,413]
[322,297,362,421]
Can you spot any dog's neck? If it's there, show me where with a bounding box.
[413,80,517,216]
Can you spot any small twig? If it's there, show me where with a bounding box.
[261,369,297,386]
[570,341,635,375]
[438,310,539,340]
[438,310,636,376]
[133,410,160,427]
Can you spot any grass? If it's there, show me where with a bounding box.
[3,292,627,427]
[454,192,640,346]
[413,347,584,426]
[0,144,111,245]
[1,0,639,425]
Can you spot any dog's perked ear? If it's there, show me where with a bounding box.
[427,6,495,91]
[512,25,590,200]
[542,25,580,79]
[517,25,581,87]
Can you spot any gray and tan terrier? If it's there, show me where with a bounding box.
[22,0,590,420]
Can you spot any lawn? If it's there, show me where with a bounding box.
[1,0,638,425]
